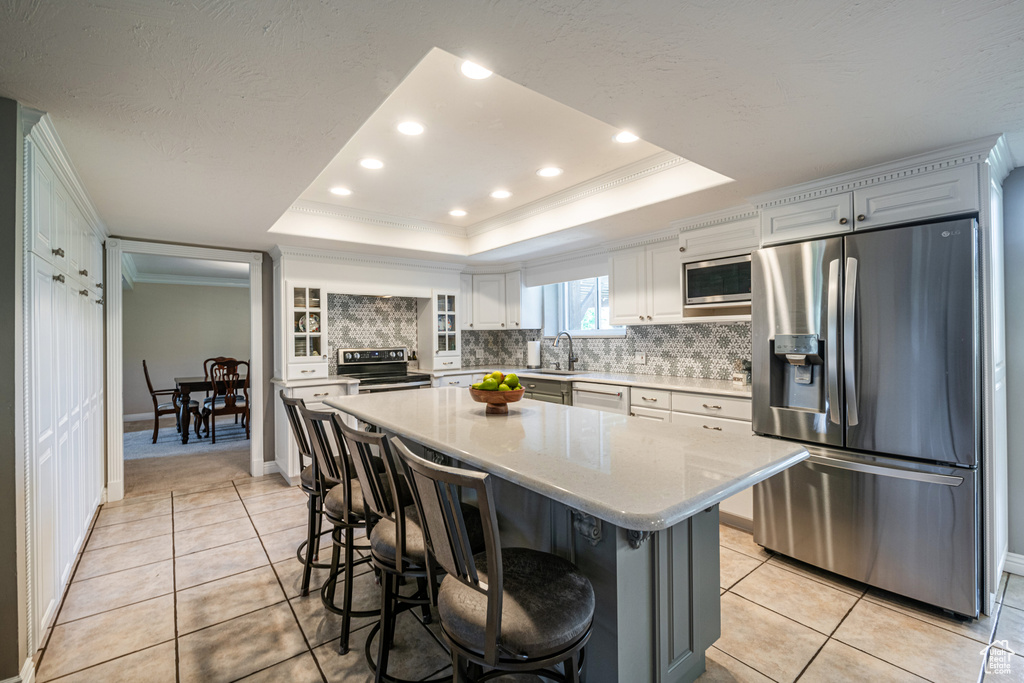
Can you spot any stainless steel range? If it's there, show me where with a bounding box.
[336,348,431,393]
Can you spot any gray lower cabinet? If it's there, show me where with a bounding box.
[522,377,572,404]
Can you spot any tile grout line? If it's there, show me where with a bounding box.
[172,489,181,683]
[233,479,330,683]
[792,589,865,682]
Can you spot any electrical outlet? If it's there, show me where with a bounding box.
[634,351,646,364]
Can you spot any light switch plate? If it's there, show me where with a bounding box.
[634,352,646,364]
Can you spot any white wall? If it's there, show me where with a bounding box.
[123,282,250,416]
[1003,166,1024,554]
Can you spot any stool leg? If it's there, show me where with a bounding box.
[452,651,465,683]
[563,648,582,683]
[416,577,432,623]
[375,572,395,683]
[326,526,342,606]
[312,497,324,562]
[300,493,318,596]
[339,525,356,654]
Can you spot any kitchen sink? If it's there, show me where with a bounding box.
[521,369,586,376]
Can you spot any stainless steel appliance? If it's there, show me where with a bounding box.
[336,347,432,393]
[751,217,980,617]
[684,253,752,306]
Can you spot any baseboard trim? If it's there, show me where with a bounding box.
[123,412,153,422]
[6,656,36,683]
[1004,552,1024,577]
[263,461,280,476]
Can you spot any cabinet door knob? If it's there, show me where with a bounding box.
[857,214,866,222]
[79,289,89,296]
[53,274,65,283]
[679,246,686,252]
[638,316,644,321]
[79,269,89,276]
[52,247,64,258]
[501,323,505,327]
[96,283,104,290]
[839,218,848,225]
[469,323,473,327]
[647,315,652,320]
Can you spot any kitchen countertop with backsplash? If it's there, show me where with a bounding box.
[426,366,752,398]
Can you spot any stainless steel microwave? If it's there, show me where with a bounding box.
[684,254,752,306]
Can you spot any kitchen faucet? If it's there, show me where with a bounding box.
[553,331,579,371]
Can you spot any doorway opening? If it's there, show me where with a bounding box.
[105,240,265,500]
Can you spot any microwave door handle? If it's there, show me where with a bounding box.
[844,257,859,426]
[826,258,841,425]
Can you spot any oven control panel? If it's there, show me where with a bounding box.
[337,348,407,365]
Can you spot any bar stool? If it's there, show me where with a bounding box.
[279,392,332,595]
[299,406,380,654]
[395,439,595,683]
[336,419,485,683]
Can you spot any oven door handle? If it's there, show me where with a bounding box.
[358,380,431,393]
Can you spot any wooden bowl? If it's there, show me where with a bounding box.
[468,387,525,415]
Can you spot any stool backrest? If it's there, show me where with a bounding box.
[279,392,312,469]
[336,419,415,570]
[298,405,351,504]
[393,438,504,664]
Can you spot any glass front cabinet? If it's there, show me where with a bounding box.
[288,284,329,378]
[417,290,462,371]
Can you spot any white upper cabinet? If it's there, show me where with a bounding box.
[761,193,854,245]
[853,165,979,230]
[678,217,760,260]
[609,243,682,325]
[645,243,683,324]
[472,274,507,329]
[28,143,55,263]
[505,271,522,329]
[416,291,461,371]
[459,273,474,330]
[609,248,646,325]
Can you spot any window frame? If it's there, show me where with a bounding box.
[541,276,627,339]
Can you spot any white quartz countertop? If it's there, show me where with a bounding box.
[271,376,359,388]
[324,388,805,531]
[429,366,752,398]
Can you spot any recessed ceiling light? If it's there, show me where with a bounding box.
[360,158,384,169]
[536,167,563,177]
[490,190,512,199]
[449,209,467,217]
[329,186,352,196]
[614,131,639,143]
[397,121,424,136]
[461,60,493,79]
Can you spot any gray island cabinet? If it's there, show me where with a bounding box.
[325,388,807,682]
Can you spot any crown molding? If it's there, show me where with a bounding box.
[460,261,527,275]
[121,253,137,289]
[748,135,1005,209]
[987,135,1014,184]
[604,225,680,252]
[525,244,609,271]
[466,151,688,238]
[19,106,45,136]
[272,245,466,274]
[289,200,468,239]
[672,205,759,232]
[131,273,250,288]
[26,113,108,240]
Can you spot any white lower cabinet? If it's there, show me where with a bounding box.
[630,406,670,422]
[432,373,484,388]
[275,380,359,483]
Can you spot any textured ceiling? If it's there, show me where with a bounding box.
[1,0,1022,261]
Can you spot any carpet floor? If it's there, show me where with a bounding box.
[123,422,251,460]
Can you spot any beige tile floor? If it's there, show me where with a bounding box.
[703,524,1024,683]
[34,472,1024,683]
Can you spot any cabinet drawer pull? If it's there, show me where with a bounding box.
[527,384,536,389]
[641,396,658,402]
[53,274,64,283]
[442,361,454,366]
[630,412,636,416]
[702,404,722,410]
[702,425,723,431]
[300,369,315,374]
[313,392,329,397]
[448,380,461,385]
[52,247,64,258]
[575,388,622,398]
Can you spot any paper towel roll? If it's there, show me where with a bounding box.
[527,340,541,368]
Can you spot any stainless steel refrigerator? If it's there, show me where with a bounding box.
[751,217,979,617]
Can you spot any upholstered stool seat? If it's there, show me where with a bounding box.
[301,462,341,491]
[370,503,484,565]
[439,547,595,660]
[323,479,367,521]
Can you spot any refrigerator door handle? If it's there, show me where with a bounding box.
[806,454,964,486]
[826,258,841,424]
[844,256,860,426]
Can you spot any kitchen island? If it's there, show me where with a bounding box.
[325,388,807,682]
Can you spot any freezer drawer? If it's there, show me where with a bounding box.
[754,447,978,616]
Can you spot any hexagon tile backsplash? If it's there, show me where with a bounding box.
[461,322,751,380]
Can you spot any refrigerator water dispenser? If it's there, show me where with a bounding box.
[769,333,825,411]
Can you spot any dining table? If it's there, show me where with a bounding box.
[173,375,248,444]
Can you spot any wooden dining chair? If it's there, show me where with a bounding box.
[142,360,199,444]
[200,358,250,443]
